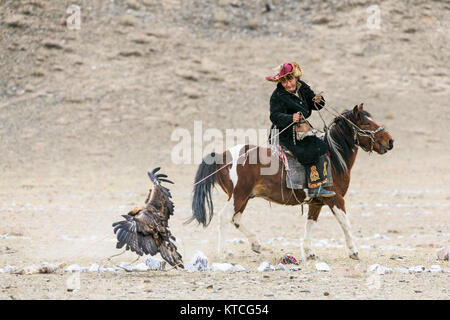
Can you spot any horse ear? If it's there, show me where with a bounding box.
[353,105,360,118]
[353,103,364,119]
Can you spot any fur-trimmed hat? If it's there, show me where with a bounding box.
[265,62,302,82]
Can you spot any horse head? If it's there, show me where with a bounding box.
[352,103,394,154]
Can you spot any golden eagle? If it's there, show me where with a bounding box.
[112,168,183,268]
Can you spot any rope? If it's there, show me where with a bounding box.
[192,120,296,186]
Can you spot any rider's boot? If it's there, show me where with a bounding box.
[306,156,335,198]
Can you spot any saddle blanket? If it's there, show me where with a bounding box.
[272,145,333,189]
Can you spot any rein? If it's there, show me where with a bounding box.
[312,98,385,153]
[192,121,296,186]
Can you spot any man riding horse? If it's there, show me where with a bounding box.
[266,62,335,198]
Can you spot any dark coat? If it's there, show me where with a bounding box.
[269,79,328,165]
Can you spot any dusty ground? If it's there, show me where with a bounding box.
[0,0,449,300]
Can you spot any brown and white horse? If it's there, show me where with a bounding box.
[188,104,394,260]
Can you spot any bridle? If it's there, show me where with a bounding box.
[352,125,385,152]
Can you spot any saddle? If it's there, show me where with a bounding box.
[271,145,333,189]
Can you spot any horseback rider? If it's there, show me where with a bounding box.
[266,62,335,198]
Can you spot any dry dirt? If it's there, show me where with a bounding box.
[0,0,449,300]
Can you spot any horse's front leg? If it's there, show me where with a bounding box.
[328,198,359,260]
[302,204,322,260]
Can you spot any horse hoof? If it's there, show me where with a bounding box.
[251,243,261,254]
[349,252,360,260]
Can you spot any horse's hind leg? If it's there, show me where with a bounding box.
[303,204,322,260]
[231,210,261,254]
[217,197,233,256]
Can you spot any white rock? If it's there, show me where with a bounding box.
[437,247,449,261]
[289,266,300,271]
[315,262,330,272]
[233,264,246,272]
[88,264,100,272]
[145,257,165,270]
[0,265,17,273]
[99,267,116,273]
[257,261,275,272]
[276,263,286,271]
[408,265,425,273]
[368,264,392,275]
[65,264,81,272]
[429,265,442,273]
[394,267,410,274]
[39,262,58,273]
[184,250,209,271]
[211,263,234,272]
[226,238,246,244]
[16,262,58,275]
[18,265,40,275]
[131,263,149,271]
[118,262,133,272]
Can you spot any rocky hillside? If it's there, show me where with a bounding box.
[1,0,449,182]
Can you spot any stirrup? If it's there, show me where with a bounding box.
[307,186,335,198]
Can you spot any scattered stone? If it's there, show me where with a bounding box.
[132,263,149,271]
[289,266,300,271]
[88,264,100,273]
[130,34,151,44]
[118,262,133,272]
[211,263,234,272]
[145,257,166,270]
[394,267,410,274]
[315,262,330,272]
[120,15,138,27]
[404,28,417,33]
[42,40,63,50]
[275,263,286,271]
[245,17,260,30]
[368,264,392,275]
[176,70,199,82]
[213,11,231,26]
[185,250,209,271]
[30,68,45,77]
[0,266,17,274]
[408,265,425,273]
[257,261,275,272]
[233,264,246,272]
[5,15,28,28]
[126,0,140,10]
[99,267,117,273]
[323,292,330,296]
[119,50,143,57]
[390,254,404,260]
[311,16,330,25]
[226,238,246,244]
[429,265,443,273]
[437,247,449,261]
[182,87,201,99]
[65,264,81,273]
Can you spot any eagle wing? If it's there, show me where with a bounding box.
[112,168,183,268]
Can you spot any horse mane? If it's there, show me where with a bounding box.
[325,109,372,174]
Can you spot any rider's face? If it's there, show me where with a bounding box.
[280,75,297,92]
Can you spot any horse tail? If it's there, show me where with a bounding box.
[186,152,218,227]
